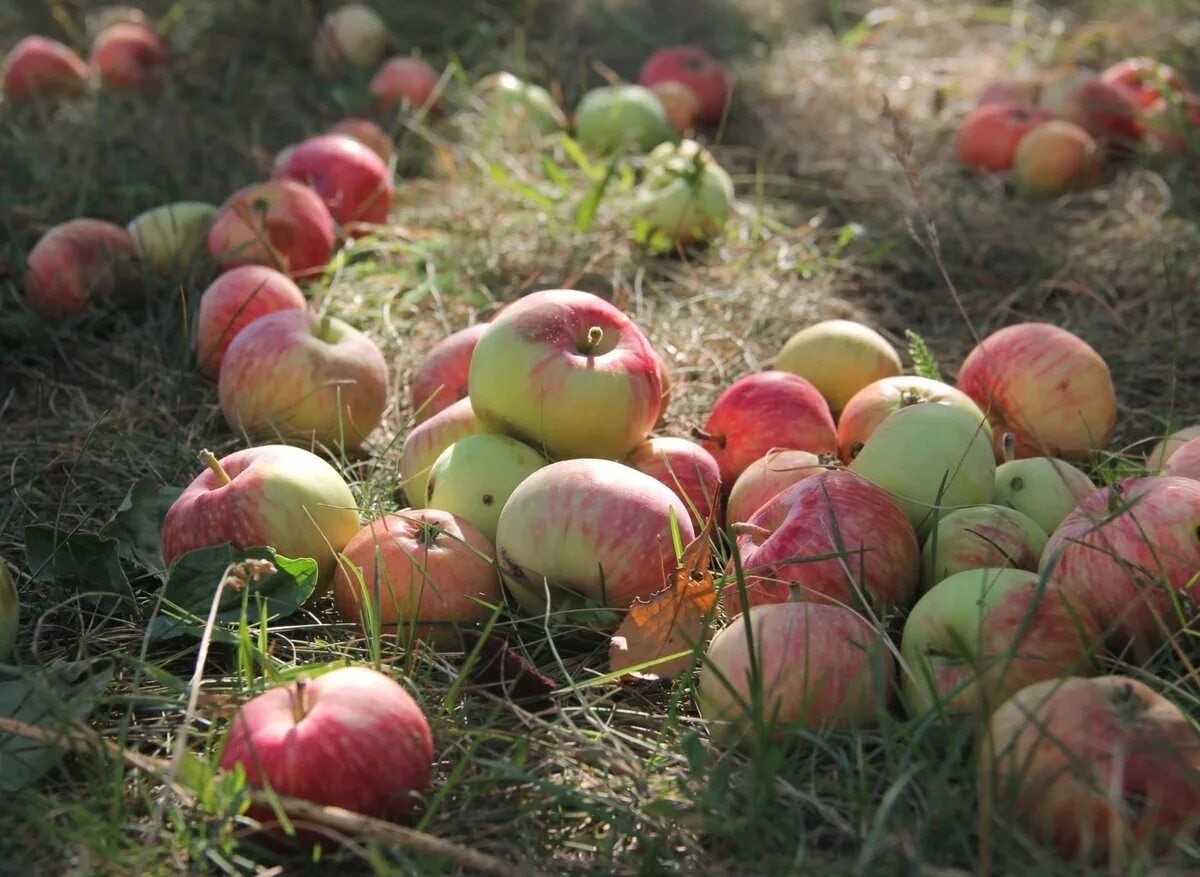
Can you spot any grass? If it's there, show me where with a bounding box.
[2,0,1200,873]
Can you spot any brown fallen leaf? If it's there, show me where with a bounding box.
[460,631,557,712]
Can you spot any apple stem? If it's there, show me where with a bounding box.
[1001,432,1016,463]
[730,523,773,539]
[582,326,604,355]
[199,449,232,486]
[291,675,310,724]
[319,313,331,339]
[691,427,724,448]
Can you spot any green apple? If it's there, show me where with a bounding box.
[476,71,567,137]
[400,398,490,507]
[126,201,218,273]
[573,84,676,155]
[921,505,1048,591]
[632,138,734,252]
[0,563,18,662]
[993,457,1094,535]
[425,434,546,543]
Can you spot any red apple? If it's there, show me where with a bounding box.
[207,179,336,279]
[1142,91,1200,155]
[23,219,141,321]
[837,376,989,463]
[977,79,1042,107]
[274,133,393,229]
[410,324,487,422]
[313,3,387,73]
[920,505,1048,591]
[954,101,1053,172]
[1042,74,1141,145]
[650,81,701,134]
[195,266,307,379]
[1100,58,1188,113]
[624,436,722,529]
[89,21,166,92]
[1148,424,1200,471]
[328,117,394,163]
[1163,438,1200,481]
[1014,120,1102,199]
[218,310,389,452]
[2,36,89,101]
[639,45,730,126]
[725,449,824,525]
[371,56,442,113]
[400,398,489,507]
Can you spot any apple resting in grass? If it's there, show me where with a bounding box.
[23,219,141,321]
[371,56,442,113]
[1163,438,1200,481]
[333,510,500,648]
[1041,73,1141,146]
[725,469,920,616]
[313,3,387,73]
[699,371,836,485]
[983,676,1200,866]
[954,102,1052,172]
[410,324,487,422]
[1014,120,1102,199]
[90,21,167,92]
[495,458,694,618]
[400,398,489,507]
[632,139,734,251]
[425,434,546,543]
[638,46,730,126]
[902,568,1099,716]
[207,179,336,279]
[920,505,1048,591]
[0,562,18,662]
[1149,425,1200,472]
[1100,57,1188,113]
[218,310,388,452]
[993,456,1094,534]
[2,36,89,102]
[624,436,722,529]
[468,289,663,460]
[126,201,217,274]
[956,323,1116,461]
[650,81,702,134]
[725,449,824,525]
[195,265,307,379]
[475,72,567,136]
[1040,476,1200,653]
[275,134,393,229]
[774,320,902,416]
[219,666,433,829]
[698,603,894,741]
[161,445,360,584]
[328,118,394,163]
[573,84,677,155]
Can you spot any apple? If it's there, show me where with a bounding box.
[23,219,141,321]
[725,469,920,616]
[954,102,1053,172]
[410,324,487,422]
[218,666,433,828]
[1041,73,1141,146]
[638,46,730,126]
[624,436,722,529]
[495,458,694,617]
[275,134,393,229]
[1148,424,1200,471]
[2,36,89,102]
[632,138,734,250]
[699,371,837,485]
[650,81,701,134]
[328,118,394,163]
[0,562,18,662]
[333,510,500,648]
[1040,476,1200,653]
[89,21,167,92]
[195,265,307,379]
[698,602,894,741]
[371,56,442,113]
[902,568,1099,716]
[207,179,336,279]
[573,84,677,155]
[313,3,387,73]
[400,398,489,507]
[218,310,389,452]
[849,402,995,535]
[774,320,902,416]
[1100,58,1188,113]
[425,434,546,543]
[1163,438,1200,481]
[725,449,824,525]
[920,505,1048,591]
[977,79,1042,107]
[161,445,360,584]
[1014,120,1102,199]
[475,71,567,136]
[1141,91,1200,155]
[837,376,989,463]
[982,675,1200,866]
[467,289,663,461]
[126,201,217,273]
[956,323,1117,461]
[993,456,1094,534]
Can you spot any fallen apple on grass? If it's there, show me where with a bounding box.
[1014,120,1102,199]
[207,179,336,279]
[1100,57,1188,113]
[573,84,677,155]
[638,45,730,126]
[920,505,1048,591]
[624,436,722,530]
[400,398,489,508]
[725,449,824,525]
[631,138,734,251]
[992,455,1094,534]
[371,56,442,113]
[1162,438,1200,481]
[410,324,487,422]
[313,3,387,73]
[0,562,18,662]
[1148,424,1200,471]
[275,133,394,229]
[954,101,1052,172]
[126,201,217,274]
[2,36,89,102]
[650,81,701,134]
[774,319,902,416]
[425,434,546,543]
[1041,73,1141,147]
[194,265,307,379]
[475,71,567,137]
[328,118,395,163]
[89,21,167,92]
[23,218,142,321]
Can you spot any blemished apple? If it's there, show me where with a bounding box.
[849,402,996,535]
[126,201,217,274]
[89,21,167,92]
[632,139,734,250]
[328,118,395,163]
[724,469,920,616]
[624,436,722,529]
[218,666,433,828]
[207,179,336,279]
[23,219,142,321]
[774,320,903,416]
[650,81,702,134]
[956,323,1117,461]
[977,79,1042,107]
[218,310,389,452]
[1014,120,1102,199]
[1040,476,1200,653]
[475,71,567,136]
[954,101,1053,172]
[1041,73,1141,145]
[467,289,663,461]
[194,265,307,379]
[371,56,442,113]
[573,84,677,155]
[982,675,1200,866]
[725,449,824,525]
[313,3,387,73]
[400,398,489,507]
[0,562,18,662]
[275,133,394,228]
[1148,424,1200,471]
[2,36,89,102]
[495,458,695,617]
[920,505,1048,591]
[698,602,894,741]
[1100,57,1188,113]
[837,376,989,463]
[699,371,837,485]
[425,434,546,543]
[993,456,1094,534]
[902,568,1099,716]
[638,45,730,126]
[1163,438,1200,481]
[161,445,360,584]
[410,324,488,422]
[332,510,501,648]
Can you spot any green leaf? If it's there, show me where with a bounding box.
[24,524,136,614]
[575,158,621,233]
[99,478,184,575]
[905,329,943,382]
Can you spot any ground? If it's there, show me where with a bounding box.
[2,0,1199,874]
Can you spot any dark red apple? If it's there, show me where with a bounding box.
[207,179,336,279]
[2,36,89,101]
[275,133,394,229]
[410,324,488,422]
[639,45,730,126]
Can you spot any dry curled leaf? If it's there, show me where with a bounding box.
[460,631,557,712]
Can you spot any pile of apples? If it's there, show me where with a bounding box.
[956,56,1199,198]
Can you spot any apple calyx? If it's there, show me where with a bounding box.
[817,452,839,467]
[691,427,724,449]
[290,674,311,724]
[1001,432,1016,462]
[899,390,926,408]
[580,326,605,356]
[415,518,445,549]
[199,449,232,486]
[1107,681,1148,725]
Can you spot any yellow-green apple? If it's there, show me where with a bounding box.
[328,117,394,163]
[410,324,487,422]
[982,676,1200,866]
[126,201,217,274]
[624,436,721,529]
[467,289,663,460]
[1040,476,1200,654]
[195,265,307,379]
[1101,58,1187,113]
[1163,438,1200,481]
[993,456,1094,534]
[426,434,546,543]
[724,469,919,616]
[956,323,1116,461]
[632,138,734,250]
[207,179,336,279]
[775,319,902,416]
[849,403,995,535]
[2,36,89,101]
[1014,120,1102,199]
[1149,425,1200,471]
[650,81,701,134]
[1041,73,1141,145]
[837,376,989,463]
[902,568,1099,716]
[495,458,695,618]
[573,84,676,155]
[978,79,1042,107]
[161,445,360,584]
[23,219,141,321]
[371,56,442,113]
[475,71,567,136]
[400,398,489,508]
[313,3,387,73]
[698,371,836,485]
[218,666,432,829]
[333,510,500,648]
[275,133,393,228]
[725,449,824,525]
[90,21,166,92]
[218,310,388,452]
[954,102,1053,172]
[0,562,18,662]
[698,602,894,741]
[638,46,730,126]
[921,505,1048,591]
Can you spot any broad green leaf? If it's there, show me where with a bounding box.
[99,478,184,574]
[24,525,135,614]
